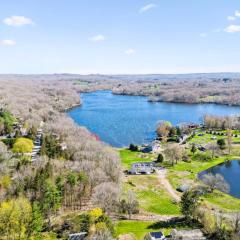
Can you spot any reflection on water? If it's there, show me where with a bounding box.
[199,160,240,198]
[68,91,240,147]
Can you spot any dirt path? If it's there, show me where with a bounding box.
[111,212,183,222]
[156,169,181,202]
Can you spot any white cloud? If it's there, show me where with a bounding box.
[125,49,136,55]
[228,16,236,21]
[139,3,156,13]
[0,39,16,46]
[89,34,105,42]
[3,16,34,27]
[200,33,207,38]
[225,25,240,33]
[235,10,240,17]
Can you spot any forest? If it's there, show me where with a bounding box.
[1,74,240,239]
[0,76,122,239]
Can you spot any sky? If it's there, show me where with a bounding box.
[0,0,240,74]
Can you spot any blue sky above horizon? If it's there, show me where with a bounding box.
[0,0,240,74]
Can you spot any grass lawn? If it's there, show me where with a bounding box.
[119,149,156,169]
[124,174,180,215]
[115,219,200,240]
[166,156,240,212]
[203,192,240,211]
[115,221,170,240]
[189,129,240,145]
[169,156,226,176]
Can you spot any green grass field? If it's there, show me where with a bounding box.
[189,130,240,145]
[119,149,156,169]
[115,221,173,240]
[118,139,240,238]
[124,174,180,216]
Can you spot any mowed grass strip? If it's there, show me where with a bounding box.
[119,149,155,169]
[115,221,171,240]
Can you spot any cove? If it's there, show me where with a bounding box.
[68,91,240,147]
[198,160,240,198]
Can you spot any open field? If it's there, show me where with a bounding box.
[125,174,180,215]
[117,129,240,238]
[119,149,156,169]
[115,221,172,239]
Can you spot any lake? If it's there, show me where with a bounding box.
[198,160,240,198]
[68,91,240,147]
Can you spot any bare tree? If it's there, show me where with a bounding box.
[156,121,172,141]
[202,173,230,193]
[119,190,139,219]
[164,143,183,166]
[91,182,120,214]
[206,142,218,159]
[92,229,114,240]
[227,129,232,155]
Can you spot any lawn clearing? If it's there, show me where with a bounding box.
[119,149,156,169]
[124,175,180,215]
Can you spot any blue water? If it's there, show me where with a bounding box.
[199,160,240,198]
[68,91,240,147]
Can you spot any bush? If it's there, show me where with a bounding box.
[12,137,34,153]
[2,138,16,148]
[129,144,138,152]
[194,152,212,162]
[217,139,226,150]
[156,153,164,163]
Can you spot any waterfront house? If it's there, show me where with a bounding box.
[129,162,155,175]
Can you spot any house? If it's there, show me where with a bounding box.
[144,231,165,240]
[129,162,155,175]
[68,232,87,240]
[141,145,153,153]
[151,140,161,153]
[141,141,161,153]
[169,229,206,240]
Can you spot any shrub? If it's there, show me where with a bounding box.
[12,137,34,153]
[194,152,212,162]
[217,139,226,150]
[129,144,138,152]
[156,153,164,163]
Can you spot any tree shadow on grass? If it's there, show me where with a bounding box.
[147,217,202,229]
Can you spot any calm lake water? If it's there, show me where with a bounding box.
[68,91,240,147]
[199,160,240,198]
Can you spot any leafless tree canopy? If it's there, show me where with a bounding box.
[0,76,122,207]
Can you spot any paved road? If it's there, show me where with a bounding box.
[31,121,44,162]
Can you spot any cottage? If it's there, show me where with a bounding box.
[129,162,155,175]
[144,231,165,240]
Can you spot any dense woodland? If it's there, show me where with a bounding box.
[0,77,122,239]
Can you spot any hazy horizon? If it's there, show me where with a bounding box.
[1,0,240,74]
